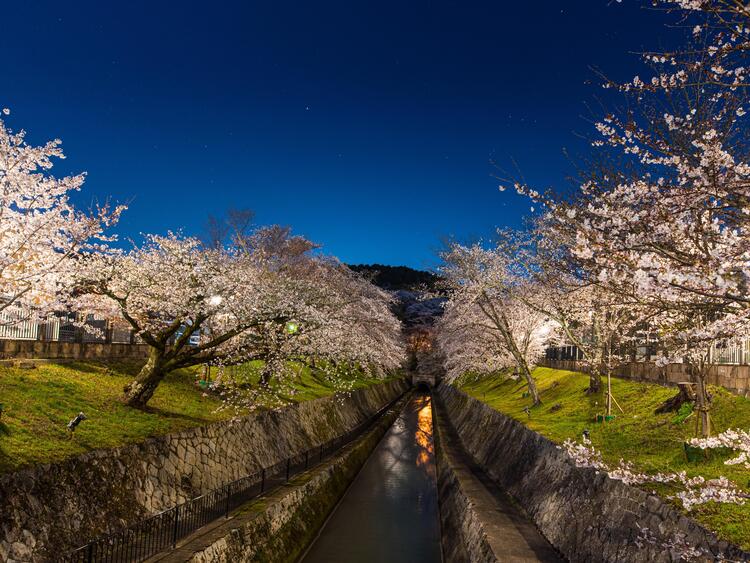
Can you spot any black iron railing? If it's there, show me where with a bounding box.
[62,391,405,563]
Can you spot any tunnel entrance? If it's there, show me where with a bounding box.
[415,381,431,392]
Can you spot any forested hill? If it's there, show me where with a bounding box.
[348,265,446,328]
[347,264,440,292]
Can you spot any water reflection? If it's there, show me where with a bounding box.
[302,393,441,563]
[415,397,434,474]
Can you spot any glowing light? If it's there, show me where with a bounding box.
[286,321,299,334]
[208,295,222,307]
[415,397,434,470]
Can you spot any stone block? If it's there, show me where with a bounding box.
[0,379,408,560]
[438,384,750,563]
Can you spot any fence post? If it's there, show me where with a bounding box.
[172,506,180,548]
[86,543,93,563]
[225,484,231,518]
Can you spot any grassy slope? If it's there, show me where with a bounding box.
[0,360,394,474]
[457,367,750,550]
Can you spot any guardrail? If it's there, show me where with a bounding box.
[62,390,405,563]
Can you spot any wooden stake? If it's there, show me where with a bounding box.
[609,392,625,414]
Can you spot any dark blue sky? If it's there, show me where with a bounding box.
[1,1,676,269]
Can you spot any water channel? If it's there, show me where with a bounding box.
[302,393,442,563]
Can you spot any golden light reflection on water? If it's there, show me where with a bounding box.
[414,396,434,471]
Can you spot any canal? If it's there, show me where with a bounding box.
[301,393,442,563]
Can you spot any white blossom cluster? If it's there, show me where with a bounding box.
[560,439,746,511]
[0,111,124,318]
[499,0,750,438]
[436,241,561,404]
[0,109,406,408]
[689,428,750,468]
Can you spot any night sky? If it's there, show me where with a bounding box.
[1,1,678,269]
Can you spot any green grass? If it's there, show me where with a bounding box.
[457,367,750,550]
[215,360,393,407]
[0,359,395,474]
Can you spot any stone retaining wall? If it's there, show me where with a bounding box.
[541,358,750,397]
[0,379,408,562]
[0,339,149,361]
[438,383,750,563]
[170,395,407,563]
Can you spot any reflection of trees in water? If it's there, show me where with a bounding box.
[414,396,435,476]
[371,396,436,483]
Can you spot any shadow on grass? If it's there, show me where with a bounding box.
[46,360,105,374]
[47,359,146,376]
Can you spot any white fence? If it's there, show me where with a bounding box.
[0,304,133,344]
[711,340,749,365]
[0,305,44,340]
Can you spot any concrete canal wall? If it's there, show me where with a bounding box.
[164,396,407,563]
[434,413,501,563]
[437,383,750,563]
[0,379,409,562]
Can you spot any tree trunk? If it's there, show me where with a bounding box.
[588,369,602,394]
[686,362,711,438]
[694,375,712,438]
[655,382,695,414]
[123,348,169,408]
[586,345,604,394]
[521,363,541,406]
[606,371,612,416]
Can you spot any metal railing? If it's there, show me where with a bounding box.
[62,391,405,563]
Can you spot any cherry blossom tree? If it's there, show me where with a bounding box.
[75,227,405,408]
[0,109,123,318]
[440,243,558,405]
[221,255,407,396]
[289,259,406,374]
[506,0,750,436]
[436,297,515,383]
[73,231,299,407]
[495,226,641,395]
